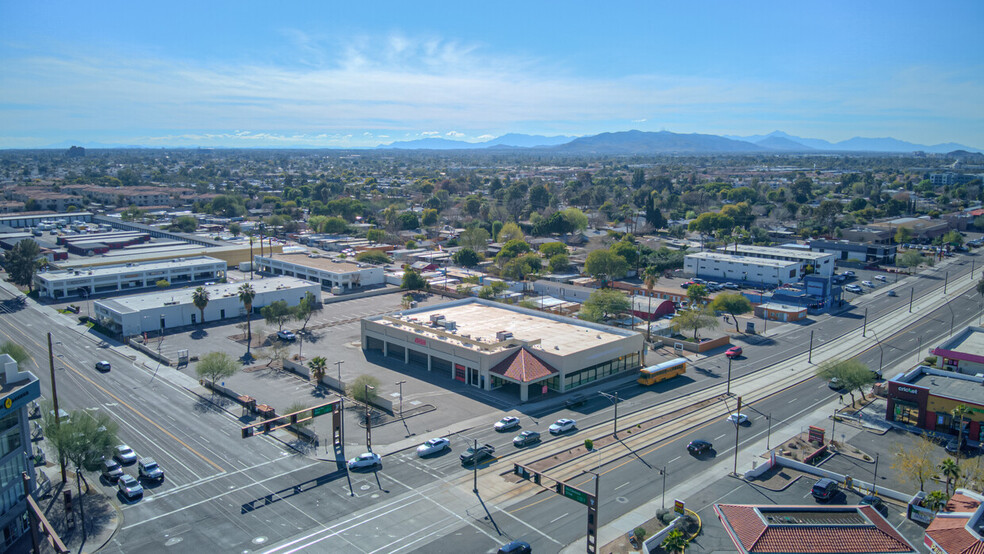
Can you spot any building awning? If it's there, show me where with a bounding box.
[490,348,558,383]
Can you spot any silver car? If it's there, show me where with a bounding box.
[118,474,143,500]
[114,445,137,465]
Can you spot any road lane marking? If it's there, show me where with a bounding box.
[550,512,569,524]
[668,456,681,463]
[615,481,630,490]
[715,434,726,440]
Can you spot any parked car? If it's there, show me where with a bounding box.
[416,438,451,457]
[513,430,541,447]
[811,478,839,501]
[723,282,739,290]
[861,280,875,287]
[844,284,863,293]
[564,394,587,409]
[497,540,532,554]
[276,330,297,341]
[687,439,712,455]
[118,474,143,500]
[842,271,855,277]
[347,452,381,470]
[725,346,743,359]
[726,413,749,425]
[101,458,124,482]
[114,445,137,465]
[494,416,520,432]
[95,361,111,372]
[138,458,164,482]
[860,495,887,514]
[874,275,887,281]
[549,418,576,434]
[945,435,968,454]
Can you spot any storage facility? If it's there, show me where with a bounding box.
[361,298,644,401]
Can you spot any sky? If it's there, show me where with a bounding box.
[1,1,982,149]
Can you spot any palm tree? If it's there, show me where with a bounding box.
[238,283,256,358]
[940,457,961,496]
[308,356,327,383]
[952,404,970,462]
[643,266,659,341]
[662,529,688,553]
[192,286,209,326]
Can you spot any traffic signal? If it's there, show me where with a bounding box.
[555,482,564,495]
[533,473,541,485]
[241,426,254,439]
[63,490,72,513]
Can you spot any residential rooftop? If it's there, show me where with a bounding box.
[95,276,315,314]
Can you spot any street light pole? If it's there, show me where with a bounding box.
[473,438,479,493]
[766,413,773,451]
[862,308,868,337]
[661,466,666,510]
[909,287,914,313]
[944,271,949,294]
[396,380,406,419]
[917,336,922,365]
[47,333,66,482]
[726,356,733,396]
[599,392,620,436]
[335,360,344,392]
[733,396,742,476]
[872,453,880,495]
[364,384,375,452]
[808,330,814,363]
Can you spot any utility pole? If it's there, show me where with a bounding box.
[396,380,406,419]
[944,270,949,294]
[766,413,773,450]
[472,438,479,493]
[862,308,868,337]
[660,466,666,509]
[364,384,375,452]
[808,330,814,363]
[732,396,742,476]
[726,356,733,395]
[335,360,344,392]
[872,453,880,495]
[909,287,914,313]
[47,333,66,482]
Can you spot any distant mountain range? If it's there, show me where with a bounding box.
[375,130,982,154]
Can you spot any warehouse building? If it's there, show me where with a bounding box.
[94,276,319,336]
[716,244,835,277]
[361,298,644,401]
[685,251,801,287]
[35,256,226,299]
[254,253,384,292]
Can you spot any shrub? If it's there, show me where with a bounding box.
[584,439,593,450]
[633,527,647,541]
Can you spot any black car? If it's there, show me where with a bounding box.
[811,478,839,501]
[101,458,123,482]
[860,495,887,514]
[687,440,712,455]
[564,394,586,409]
[945,435,968,454]
[497,540,532,554]
[513,431,541,447]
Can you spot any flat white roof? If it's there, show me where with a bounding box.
[39,256,225,283]
[688,251,796,268]
[96,276,316,314]
[374,298,636,355]
[260,253,374,274]
[719,244,831,261]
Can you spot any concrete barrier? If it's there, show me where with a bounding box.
[773,455,911,503]
[323,286,399,304]
[643,515,683,553]
[744,459,773,480]
[127,338,173,366]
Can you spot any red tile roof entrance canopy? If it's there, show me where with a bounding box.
[490,348,558,383]
[715,504,918,553]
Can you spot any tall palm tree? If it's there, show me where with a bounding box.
[643,266,660,341]
[238,283,256,358]
[192,286,209,326]
[940,457,960,496]
[952,404,970,462]
[308,356,327,383]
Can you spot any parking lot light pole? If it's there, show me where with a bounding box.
[396,380,406,419]
[335,361,344,392]
[364,384,375,452]
[727,356,733,395]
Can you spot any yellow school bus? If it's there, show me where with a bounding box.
[638,357,687,386]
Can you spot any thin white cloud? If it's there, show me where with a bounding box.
[633,118,648,123]
[446,131,465,137]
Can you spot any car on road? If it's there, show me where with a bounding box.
[725,346,743,359]
[95,361,111,372]
[118,474,143,500]
[513,430,541,447]
[887,290,897,297]
[460,444,495,465]
[828,377,844,390]
[842,271,855,277]
[497,540,532,554]
[861,280,875,287]
[416,438,451,457]
[138,458,164,482]
[811,477,839,501]
[564,394,587,408]
[276,330,297,341]
[687,439,712,455]
[114,445,137,465]
[347,452,381,470]
[549,418,576,434]
[101,458,123,482]
[874,275,887,281]
[494,416,520,432]
[860,495,887,514]
[844,284,863,293]
[726,413,749,425]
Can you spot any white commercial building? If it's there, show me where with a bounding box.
[34,256,226,299]
[254,253,384,292]
[685,252,801,287]
[361,298,644,401]
[94,276,320,336]
[715,244,835,277]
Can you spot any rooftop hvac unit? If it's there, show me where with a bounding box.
[443,320,456,331]
[430,314,445,324]
[496,331,513,341]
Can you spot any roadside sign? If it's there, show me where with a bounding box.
[564,485,590,505]
[674,499,685,515]
[808,425,825,443]
[312,404,331,417]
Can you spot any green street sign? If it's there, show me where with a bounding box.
[312,405,331,417]
[564,486,589,505]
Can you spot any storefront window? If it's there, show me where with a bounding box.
[893,402,920,426]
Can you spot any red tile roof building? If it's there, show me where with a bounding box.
[925,490,984,554]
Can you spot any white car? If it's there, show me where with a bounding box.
[416,438,450,457]
[114,445,137,465]
[844,284,863,293]
[842,271,855,277]
[347,452,381,470]
[276,330,297,341]
[549,418,577,434]
[874,275,887,281]
[118,474,143,500]
[494,416,520,432]
[727,413,749,425]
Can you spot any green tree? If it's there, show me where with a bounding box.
[401,268,429,291]
[196,351,239,390]
[940,457,961,496]
[452,248,480,267]
[350,374,381,403]
[1,238,42,292]
[156,279,170,289]
[924,490,949,512]
[686,284,709,308]
[710,293,753,332]
[169,215,198,233]
[548,253,570,273]
[560,207,589,232]
[688,212,734,235]
[497,222,524,243]
[894,226,914,244]
[662,529,689,553]
[397,211,419,230]
[816,359,875,406]
[458,227,490,252]
[293,291,318,331]
[355,250,391,265]
[673,306,718,340]
[943,230,964,247]
[192,286,209,325]
[284,402,312,428]
[228,222,241,237]
[496,239,532,262]
[539,242,568,257]
[892,435,938,492]
[308,356,327,383]
[366,228,386,243]
[238,283,256,358]
[579,289,631,323]
[952,404,971,462]
[897,250,928,272]
[491,221,504,242]
[642,266,660,340]
[0,341,29,364]
[421,208,439,227]
[43,407,117,535]
[584,249,628,285]
[261,300,294,331]
[502,253,542,281]
[322,216,349,234]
